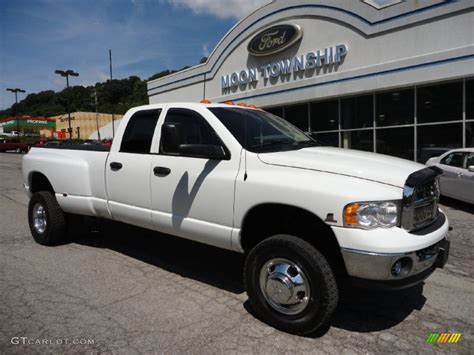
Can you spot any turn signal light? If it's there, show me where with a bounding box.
[344,203,360,226]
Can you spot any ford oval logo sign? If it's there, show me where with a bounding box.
[248,24,303,57]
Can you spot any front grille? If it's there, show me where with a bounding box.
[401,168,441,232]
[413,200,437,226]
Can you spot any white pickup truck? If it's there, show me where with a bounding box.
[23,102,450,335]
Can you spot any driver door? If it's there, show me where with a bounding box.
[150,107,240,250]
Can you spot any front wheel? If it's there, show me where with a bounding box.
[244,234,339,335]
[28,191,68,245]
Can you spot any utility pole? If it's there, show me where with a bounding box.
[55,69,79,139]
[93,87,101,141]
[109,49,115,138]
[6,88,26,141]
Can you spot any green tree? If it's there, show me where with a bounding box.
[0,66,195,119]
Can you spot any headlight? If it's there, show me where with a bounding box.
[344,201,400,229]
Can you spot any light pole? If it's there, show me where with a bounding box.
[55,69,79,139]
[6,88,26,141]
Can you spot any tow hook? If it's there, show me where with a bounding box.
[435,239,450,268]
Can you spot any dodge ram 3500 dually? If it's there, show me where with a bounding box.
[23,102,450,335]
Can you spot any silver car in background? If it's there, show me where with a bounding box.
[426,148,474,204]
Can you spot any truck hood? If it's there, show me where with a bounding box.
[258,147,424,188]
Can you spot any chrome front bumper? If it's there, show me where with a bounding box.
[341,238,449,282]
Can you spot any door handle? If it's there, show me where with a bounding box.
[154,166,171,176]
[457,172,463,177]
[110,162,123,171]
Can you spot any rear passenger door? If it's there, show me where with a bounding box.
[106,109,162,229]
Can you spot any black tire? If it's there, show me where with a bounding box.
[244,234,338,335]
[28,191,67,246]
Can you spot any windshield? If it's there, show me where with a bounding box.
[209,107,319,152]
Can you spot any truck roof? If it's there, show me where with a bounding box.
[130,102,259,112]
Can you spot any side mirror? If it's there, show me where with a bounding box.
[161,123,180,153]
[468,166,474,173]
[161,123,227,159]
[178,144,227,160]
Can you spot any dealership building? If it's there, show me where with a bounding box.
[147,0,473,162]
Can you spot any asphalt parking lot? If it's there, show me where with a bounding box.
[0,152,473,354]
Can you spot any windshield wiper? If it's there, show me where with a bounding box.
[249,140,296,148]
[296,140,320,147]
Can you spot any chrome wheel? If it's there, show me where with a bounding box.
[32,203,47,234]
[259,258,311,315]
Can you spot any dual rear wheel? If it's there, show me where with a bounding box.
[28,191,67,245]
[28,191,84,245]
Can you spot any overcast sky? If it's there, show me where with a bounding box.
[0,0,269,110]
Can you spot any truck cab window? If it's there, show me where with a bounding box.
[120,109,161,154]
[160,108,221,155]
[209,107,316,153]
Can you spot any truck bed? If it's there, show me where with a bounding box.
[23,146,111,218]
[35,145,110,152]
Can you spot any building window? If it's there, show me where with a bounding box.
[262,77,468,161]
[467,122,474,147]
[417,123,462,163]
[343,130,373,152]
[467,79,474,120]
[376,127,414,161]
[266,106,284,118]
[310,99,339,131]
[284,103,309,131]
[417,81,463,123]
[376,88,414,127]
[311,132,339,147]
[341,94,374,129]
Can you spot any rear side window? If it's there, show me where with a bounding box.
[120,109,161,154]
[440,152,467,168]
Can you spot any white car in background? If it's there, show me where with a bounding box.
[426,148,474,204]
